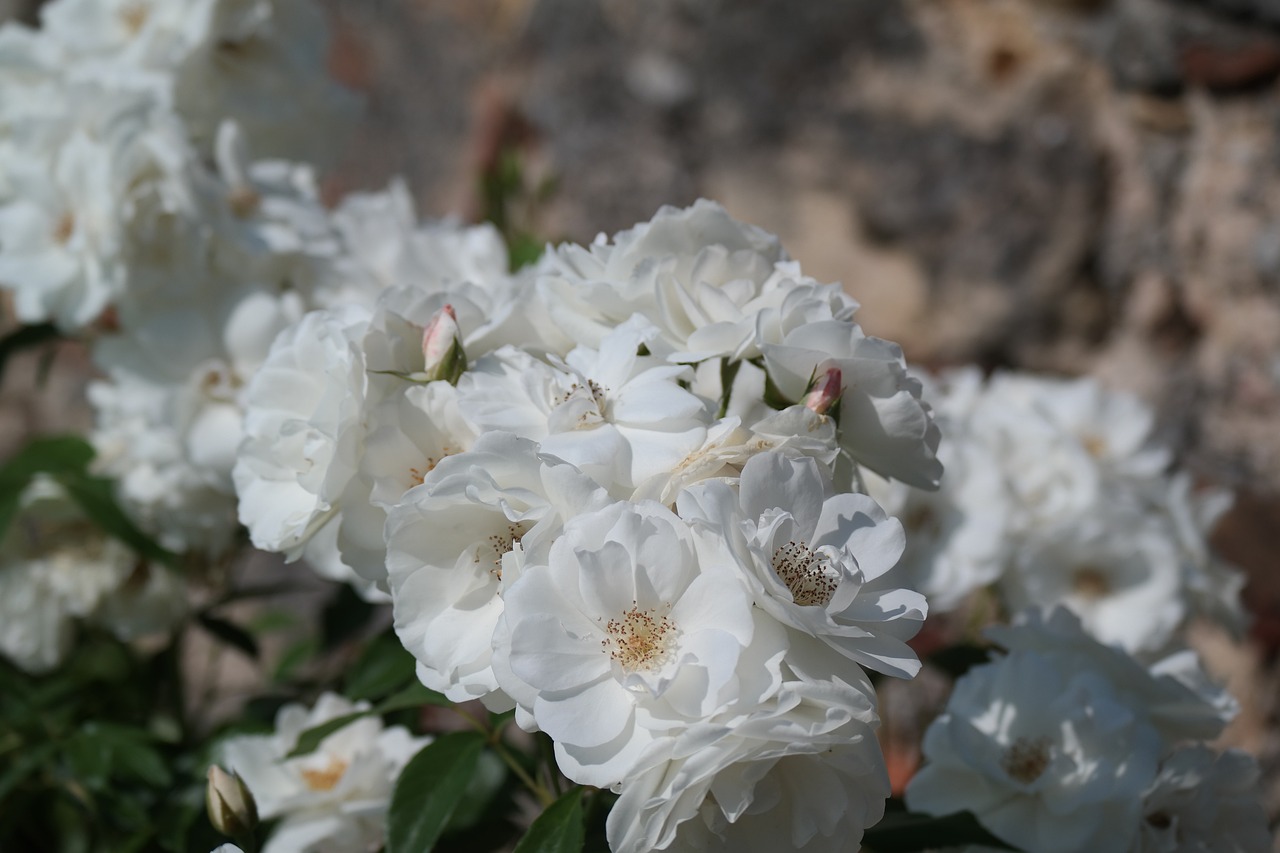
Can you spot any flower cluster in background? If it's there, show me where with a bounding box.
[0,2,1271,853]
[870,368,1246,658]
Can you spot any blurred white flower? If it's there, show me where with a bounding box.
[1000,498,1187,658]
[1137,745,1271,853]
[221,692,426,853]
[906,609,1236,853]
[40,0,360,166]
[0,475,181,673]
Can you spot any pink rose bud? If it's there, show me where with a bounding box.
[803,367,843,417]
[421,304,467,384]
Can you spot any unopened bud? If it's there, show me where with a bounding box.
[421,304,467,384]
[207,765,258,842]
[803,367,843,418]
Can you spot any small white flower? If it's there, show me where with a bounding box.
[386,432,611,707]
[457,318,711,494]
[906,609,1237,853]
[92,277,308,555]
[762,319,942,489]
[988,609,1236,741]
[535,199,787,353]
[0,475,152,672]
[678,451,926,681]
[629,405,839,506]
[493,500,782,787]
[233,306,370,560]
[1137,746,1271,853]
[607,679,887,853]
[1000,499,1187,657]
[221,692,427,853]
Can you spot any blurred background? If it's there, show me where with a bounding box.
[3,0,1278,833]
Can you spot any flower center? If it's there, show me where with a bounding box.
[602,604,675,672]
[300,757,348,792]
[407,447,458,488]
[1001,736,1052,784]
[772,540,839,607]
[1081,433,1107,458]
[120,4,148,35]
[557,379,609,428]
[1072,565,1111,600]
[474,521,531,580]
[53,212,75,245]
[199,361,241,402]
[903,503,941,538]
[227,185,262,218]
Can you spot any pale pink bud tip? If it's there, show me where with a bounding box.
[422,304,459,360]
[803,367,843,416]
[421,304,467,384]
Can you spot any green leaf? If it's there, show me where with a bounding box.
[445,750,507,833]
[273,637,319,683]
[0,435,94,486]
[196,614,259,660]
[717,358,741,419]
[862,809,1017,852]
[0,322,61,386]
[68,723,172,789]
[344,632,417,701]
[286,683,448,759]
[508,234,546,272]
[386,732,486,853]
[927,643,992,679]
[0,741,56,801]
[320,583,377,651]
[761,369,794,410]
[54,473,178,567]
[0,435,178,567]
[513,788,585,853]
[284,711,368,759]
[377,682,450,713]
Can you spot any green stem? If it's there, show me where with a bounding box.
[538,733,565,797]
[717,358,741,419]
[491,735,554,808]
[450,705,489,735]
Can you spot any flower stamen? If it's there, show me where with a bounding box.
[773,540,839,607]
[473,521,531,580]
[300,757,348,792]
[1001,736,1052,784]
[602,604,675,672]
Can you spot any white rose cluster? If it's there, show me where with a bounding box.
[233,199,943,851]
[906,608,1269,853]
[869,368,1247,657]
[0,2,520,562]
